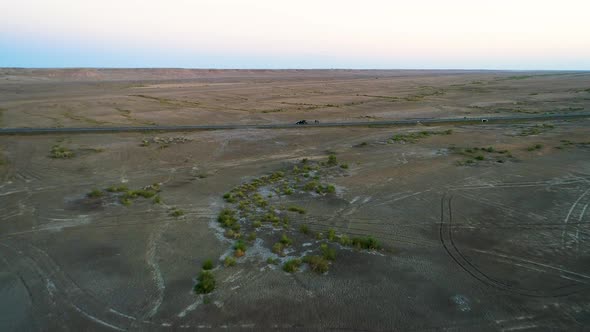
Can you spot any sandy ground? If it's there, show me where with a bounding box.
[1,70,590,331]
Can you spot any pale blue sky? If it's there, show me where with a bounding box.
[2,0,590,69]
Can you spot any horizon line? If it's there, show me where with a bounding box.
[3,67,590,72]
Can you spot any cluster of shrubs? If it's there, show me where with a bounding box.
[87,183,163,206]
[519,124,554,136]
[451,146,513,166]
[195,259,216,294]
[216,154,352,274]
[390,130,452,143]
[526,144,543,151]
[50,145,74,159]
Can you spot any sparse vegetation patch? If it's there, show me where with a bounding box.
[450,146,514,166]
[390,130,453,143]
[518,124,554,136]
[50,144,74,159]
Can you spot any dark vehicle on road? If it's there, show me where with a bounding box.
[296,120,308,125]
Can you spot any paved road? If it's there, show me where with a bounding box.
[1,112,588,135]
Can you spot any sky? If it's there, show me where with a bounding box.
[1,0,590,70]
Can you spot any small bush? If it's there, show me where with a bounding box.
[133,189,156,198]
[327,154,338,166]
[87,189,103,198]
[283,259,302,273]
[194,270,215,294]
[234,240,247,257]
[120,197,132,206]
[224,229,240,239]
[351,236,381,250]
[266,257,279,265]
[50,145,74,159]
[280,234,293,246]
[340,163,349,169]
[252,220,262,228]
[303,180,319,191]
[171,209,185,217]
[223,193,236,203]
[272,242,285,256]
[303,255,329,273]
[339,235,351,246]
[320,243,336,261]
[247,232,257,241]
[202,259,214,270]
[527,144,543,151]
[287,206,306,214]
[224,256,236,267]
[153,196,162,204]
[218,209,237,228]
[327,229,336,241]
[299,224,310,235]
[474,155,485,161]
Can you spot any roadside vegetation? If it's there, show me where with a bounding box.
[84,182,167,208]
[450,146,514,166]
[194,270,215,294]
[389,130,453,143]
[526,144,543,151]
[555,140,590,150]
[518,124,554,136]
[50,144,74,158]
[212,153,382,280]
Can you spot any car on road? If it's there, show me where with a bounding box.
[296,120,308,125]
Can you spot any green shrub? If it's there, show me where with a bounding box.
[120,197,132,206]
[299,224,310,235]
[223,193,236,203]
[320,243,336,261]
[233,240,247,257]
[247,232,256,241]
[339,235,351,246]
[527,143,544,151]
[194,270,215,294]
[218,209,237,228]
[340,163,349,169]
[171,209,185,217]
[133,189,156,198]
[224,229,240,239]
[474,155,485,161]
[272,242,285,256]
[303,181,319,191]
[280,234,293,246]
[266,257,279,265]
[351,236,381,250]
[202,259,214,270]
[283,259,302,273]
[303,255,329,273]
[252,220,262,228]
[327,154,338,166]
[50,145,74,159]
[224,256,236,267]
[262,211,280,224]
[153,196,162,204]
[327,229,336,241]
[287,206,306,214]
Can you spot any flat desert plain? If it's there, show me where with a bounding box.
[1,69,590,331]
